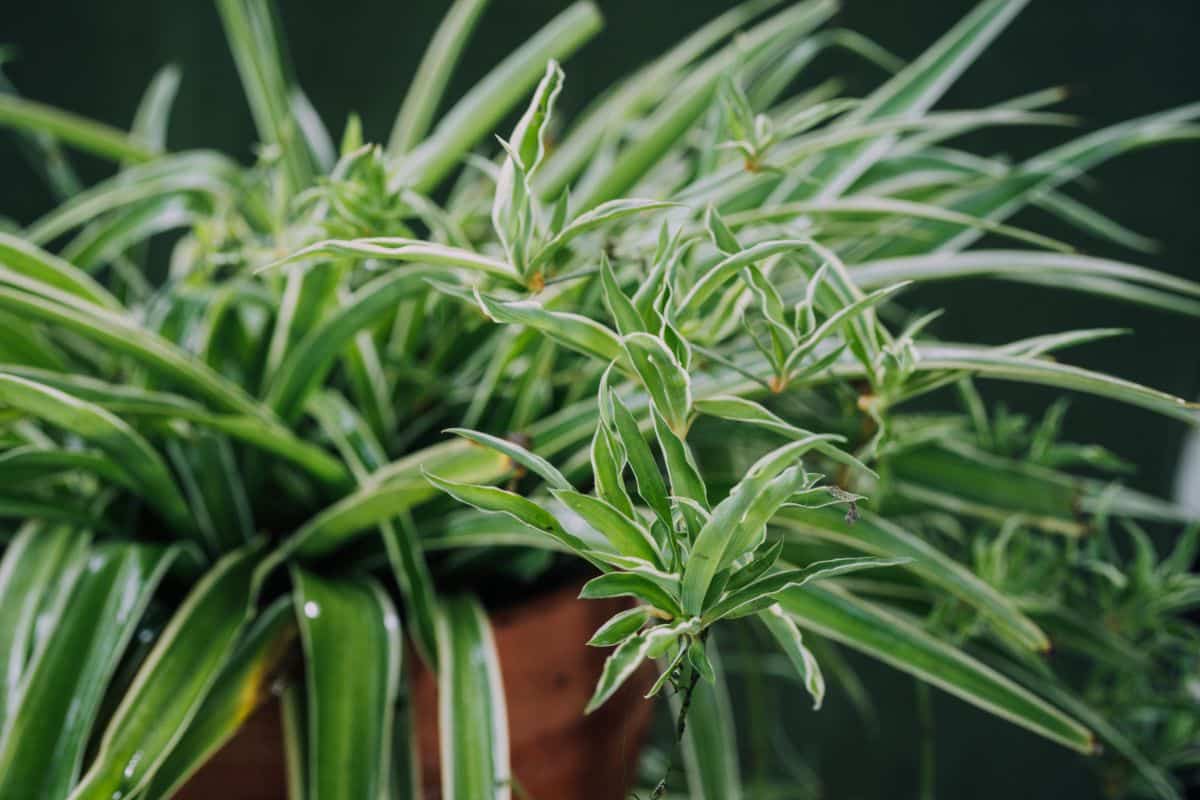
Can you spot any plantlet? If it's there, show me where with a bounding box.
[0,0,1197,798]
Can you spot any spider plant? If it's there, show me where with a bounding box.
[0,0,1197,798]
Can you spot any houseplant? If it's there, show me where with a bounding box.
[0,0,1197,797]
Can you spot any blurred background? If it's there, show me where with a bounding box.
[3,2,1198,798]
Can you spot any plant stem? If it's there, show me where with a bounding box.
[650,651,704,800]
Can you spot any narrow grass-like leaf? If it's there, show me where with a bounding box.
[587,621,694,713]
[388,0,491,155]
[446,427,570,490]
[532,199,678,268]
[536,0,788,197]
[609,391,673,526]
[777,583,1095,753]
[68,543,262,800]
[395,2,603,193]
[262,238,521,284]
[25,151,238,245]
[0,374,194,537]
[575,0,835,209]
[852,250,1200,303]
[776,505,1050,652]
[682,436,848,614]
[0,543,178,799]
[758,605,825,709]
[0,233,121,309]
[267,267,446,422]
[677,239,812,317]
[0,445,134,489]
[438,594,510,800]
[804,0,1029,199]
[0,286,273,421]
[694,395,876,477]
[292,569,401,800]
[143,596,297,799]
[0,524,88,733]
[911,345,1198,423]
[215,0,314,192]
[130,65,181,152]
[705,556,908,622]
[0,93,158,162]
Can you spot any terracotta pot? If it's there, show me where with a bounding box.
[178,579,656,799]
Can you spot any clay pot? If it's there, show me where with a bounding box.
[178,579,656,799]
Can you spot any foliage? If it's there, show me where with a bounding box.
[0,0,1197,798]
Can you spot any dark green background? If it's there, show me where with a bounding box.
[3,2,1198,798]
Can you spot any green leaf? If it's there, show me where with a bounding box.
[477,292,623,362]
[509,60,563,174]
[0,445,133,488]
[68,543,263,800]
[851,250,1200,311]
[758,605,825,709]
[307,392,440,669]
[282,442,511,558]
[776,505,1050,652]
[24,151,237,245]
[575,0,835,209]
[997,660,1181,800]
[911,345,1198,423]
[445,427,570,490]
[533,199,678,268]
[587,606,650,647]
[437,594,510,799]
[0,92,158,162]
[677,240,812,317]
[0,374,194,538]
[388,0,491,155]
[130,64,181,153]
[609,391,673,527]
[551,489,662,566]
[267,267,446,423]
[776,583,1096,754]
[597,252,646,336]
[590,423,635,518]
[650,404,709,516]
[804,0,1029,199]
[704,556,908,622]
[143,597,297,799]
[0,544,178,799]
[0,282,275,422]
[682,436,847,614]
[262,238,521,284]
[623,332,692,434]
[730,197,1071,252]
[586,620,694,713]
[215,0,315,192]
[292,569,401,800]
[694,395,876,478]
[579,571,683,618]
[396,2,603,193]
[536,0,792,198]
[0,232,121,309]
[0,524,89,734]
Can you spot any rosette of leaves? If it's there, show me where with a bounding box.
[0,0,1198,799]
